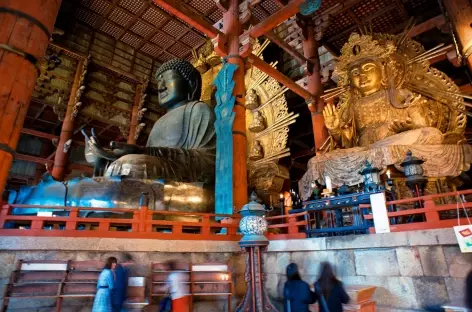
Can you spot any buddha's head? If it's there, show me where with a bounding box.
[348,58,383,97]
[155,59,202,109]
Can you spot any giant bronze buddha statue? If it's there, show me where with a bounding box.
[8,59,216,215]
[299,32,472,200]
[83,58,216,183]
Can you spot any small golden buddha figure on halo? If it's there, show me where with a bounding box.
[245,89,260,110]
[248,110,266,133]
[249,140,264,161]
[322,33,466,149]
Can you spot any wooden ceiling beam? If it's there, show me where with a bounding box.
[291,161,307,171]
[249,0,304,38]
[328,3,398,43]
[21,128,84,146]
[291,148,314,159]
[15,154,93,174]
[95,0,119,30]
[15,154,49,165]
[408,15,446,38]
[152,0,223,38]
[21,128,57,141]
[247,54,313,100]
[47,152,56,160]
[347,8,362,28]
[264,30,314,66]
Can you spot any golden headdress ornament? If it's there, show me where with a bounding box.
[333,33,396,79]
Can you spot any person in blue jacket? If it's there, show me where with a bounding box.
[314,262,350,312]
[111,253,132,312]
[283,263,315,312]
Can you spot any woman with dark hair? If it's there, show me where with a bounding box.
[283,263,315,312]
[314,262,350,312]
[92,257,117,312]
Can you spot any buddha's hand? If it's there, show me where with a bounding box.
[322,103,340,130]
[81,129,115,160]
[389,118,415,133]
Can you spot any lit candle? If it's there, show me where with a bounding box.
[386,169,391,179]
[325,176,332,193]
[279,193,284,200]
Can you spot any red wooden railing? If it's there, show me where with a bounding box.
[362,189,472,233]
[266,211,310,240]
[0,204,309,241]
[2,188,467,240]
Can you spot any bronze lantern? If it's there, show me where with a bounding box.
[400,150,428,210]
[359,160,382,192]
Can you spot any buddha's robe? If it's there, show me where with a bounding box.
[106,101,216,182]
[146,100,215,150]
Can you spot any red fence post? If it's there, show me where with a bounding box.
[30,219,44,230]
[132,210,140,232]
[139,192,149,232]
[65,208,78,230]
[288,216,297,235]
[0,205,12,228]
[201,215,211,236]
[224,217,239,237]
[424,200,440,223]
[98,222,110,232]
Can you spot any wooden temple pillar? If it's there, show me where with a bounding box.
[444,0,472,72]
[0,0,63,194]
[51,57,88,181]
[224,0,248,210]
[298,17,329,152]
[127,80,148,144]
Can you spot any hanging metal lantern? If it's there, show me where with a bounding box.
[359,160,382,192]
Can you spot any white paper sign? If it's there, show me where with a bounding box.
[369,193,390,234]
[37,211,53,217]
[453,225,472,253]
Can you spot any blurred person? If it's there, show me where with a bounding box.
[166,260,190,312]
[283,263,315,312]
[314,262,349,312]
[92,257,117,312]
[112,253,133,312]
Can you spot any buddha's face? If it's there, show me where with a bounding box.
[349,60,382,97]
[156,69,190,109]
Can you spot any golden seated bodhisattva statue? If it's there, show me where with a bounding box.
[298,32,471,200]
[323,33,466,149]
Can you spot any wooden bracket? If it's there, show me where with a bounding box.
[214,0,229,12]
[239,1,253,26]
[212,34,228,57]
[239,31,255,58]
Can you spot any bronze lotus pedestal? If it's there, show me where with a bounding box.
[236,193,277,312]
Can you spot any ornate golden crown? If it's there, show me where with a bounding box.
[333,33,396,79]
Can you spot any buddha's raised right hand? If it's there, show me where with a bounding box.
[81,129,118,161]
[322,103,340,131]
